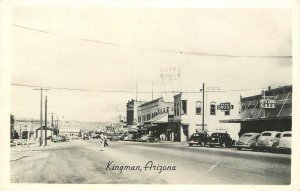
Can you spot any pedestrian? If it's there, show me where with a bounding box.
[99,133,105,151]
[104,137,109,147]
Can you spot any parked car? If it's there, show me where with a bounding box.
[110,134,119,141]
[235,133,260,150]
[123,134,137,141]
[207,132,234,148]
[119,133,128,140]
[83,134,89,140]
[188,132,210,147]
[275,131,291,153]
[138,134,160,142]
[255,131,281,151]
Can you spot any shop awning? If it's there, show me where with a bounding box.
[220,116,292,123]
[144,113,169,124]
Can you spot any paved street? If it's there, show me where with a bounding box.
[10,140,291,184]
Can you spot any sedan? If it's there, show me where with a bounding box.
[138,135,160,142]
[235,133,260,150]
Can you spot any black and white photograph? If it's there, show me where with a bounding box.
[1,0,300,190]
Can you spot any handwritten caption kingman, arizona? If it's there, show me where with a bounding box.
[106,161,176,174]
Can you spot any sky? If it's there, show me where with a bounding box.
[11,7,292,122]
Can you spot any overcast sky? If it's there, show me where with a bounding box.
[11,7,292,122]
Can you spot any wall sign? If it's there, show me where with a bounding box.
[217,102,234,111]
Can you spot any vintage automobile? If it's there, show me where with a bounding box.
[82,134,89,140]
[255,131,281,151]
[123,134,137,141]
[138,135,160,142]
[275,131,291,153]
[188,132,210,147]
[235,133,260,150]
[207,132,234,148]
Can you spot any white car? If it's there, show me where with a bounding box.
[255,131,281,152]
[277,131,292,153]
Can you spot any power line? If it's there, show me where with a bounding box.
[12,24,292,59]
[11,82,267,94]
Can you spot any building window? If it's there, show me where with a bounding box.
[210,102,216,115]
[182,100,187,115]
[196,101,202,115]
[225,110,230,116]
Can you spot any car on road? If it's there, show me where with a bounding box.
[83,134,89,140]
[235,133,260,150]
[207,132,234,148]
[188,132,210,147]
[255,131,281,151]
[123,134,137,141]
[275,131,291,153]
[138,135,160,142]
[110,133,119,141]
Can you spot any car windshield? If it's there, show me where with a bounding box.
[211,133,226,138]
[261,133,271,136]
[283,133,292,137]
[242,134,252,137]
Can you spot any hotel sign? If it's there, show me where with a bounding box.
[217,102,234,111]
[260,98,276,109]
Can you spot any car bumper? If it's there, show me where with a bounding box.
[207,142,221,146]
[188,141,199,144]
[235,144,252,148]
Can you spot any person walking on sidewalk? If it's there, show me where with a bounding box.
[99,132,105,151]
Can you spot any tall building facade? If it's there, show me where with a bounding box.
[173,92,240,142]
[126,99,146,126]
[137,97,175,140]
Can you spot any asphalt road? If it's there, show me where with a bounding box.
[10,139,291,184]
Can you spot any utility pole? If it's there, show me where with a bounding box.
[49,112,56,127]
[136,80,138,101]
[45,95,48,146]
[33,88,49,146]
[202,83,205,131]
[19,124,21,139]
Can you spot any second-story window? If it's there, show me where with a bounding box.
[196,101,202,115]
[225,110,230,116]
[182,100,187,115]
[210,102,216,115]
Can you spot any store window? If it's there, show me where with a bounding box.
[196,101,202,115]
[225,110,230,116]
[182,100,187,114]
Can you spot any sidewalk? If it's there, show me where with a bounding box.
[10,140,76,162]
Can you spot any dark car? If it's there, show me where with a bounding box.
[188,132,210,147]
[83,134,89,140]
[207,132,234,148]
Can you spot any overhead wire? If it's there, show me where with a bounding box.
[11,82,268,94]
[12,24,292,59]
